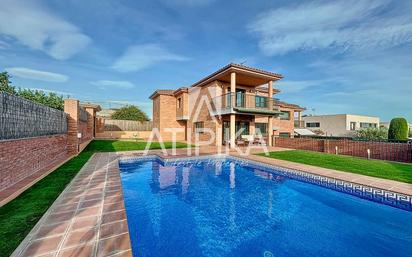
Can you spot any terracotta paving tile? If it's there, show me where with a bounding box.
[106,250,133,257]
[76,206,102,218]
[35,222,70,239]
[46,211,75,224]
[57,244,94,257]
[83,193,104,201]
[71,216,99,231]
[63,228,97,248]
[96,234,131,257]
[22,235,63,256]
[101,210,127,224]
[99,220,129,239]
[103,202,125,213]
[79,199,102,209]
[53,203,78,213]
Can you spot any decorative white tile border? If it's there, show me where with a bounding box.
[119,154,412,212]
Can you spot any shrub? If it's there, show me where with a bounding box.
[388,118,408,140]
[355,127,388,140]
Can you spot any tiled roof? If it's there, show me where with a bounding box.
[191,63,283,88]
[149,89,175,99]
[276,100,305,110]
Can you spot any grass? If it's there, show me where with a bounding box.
[0,140,190,256]
[86,140,189,152]
[258,150,412,184]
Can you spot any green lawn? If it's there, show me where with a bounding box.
[0,140,190,256]
[86,140,189,152]
[258,150,412,184]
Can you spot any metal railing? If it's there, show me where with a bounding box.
[211,92,280,113]
[294,120,305,128]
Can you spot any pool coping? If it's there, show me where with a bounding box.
[12,150,412,257]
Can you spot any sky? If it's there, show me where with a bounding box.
[0,0,411,121]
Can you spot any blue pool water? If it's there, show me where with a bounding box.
[119,158,412,257]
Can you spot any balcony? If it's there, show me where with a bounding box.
[294,120,305,128]
[211,92,281,116]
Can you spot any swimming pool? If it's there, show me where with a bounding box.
[119,156,412,257]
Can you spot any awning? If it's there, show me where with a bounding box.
[294,128,316,136]
[234,107,282,116]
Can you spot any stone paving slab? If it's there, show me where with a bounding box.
[12,148,412,257]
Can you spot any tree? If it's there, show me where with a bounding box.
[388,117,408,140]
[17,88,64,110]
[355,127,388,140]
[0,72,16,94]
[111,105,149,121]
[0,71,64,110]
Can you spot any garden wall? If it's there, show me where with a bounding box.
[274,137,412,163]
[0,94,100,204]
[95,118,152,140]
[0,135,69,192]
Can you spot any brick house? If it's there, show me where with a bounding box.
[149,63,304,147]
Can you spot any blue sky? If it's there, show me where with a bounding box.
[1,0,411,121]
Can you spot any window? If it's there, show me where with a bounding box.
[279,132,291,138]
[350,122,356,130]
[255,123,268,135]
[280,111,290,120]
[306,122,320,128]
[360,122,377,128]
[255,96,267,108]
[177,98,181,109]
[235,121,249,138]
[194,122,204,134]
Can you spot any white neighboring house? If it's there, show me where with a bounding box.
[302,114,380,137]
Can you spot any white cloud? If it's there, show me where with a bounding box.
[91,80,135,89]
[276,80,328,94]
[112,44,188,72]
[248,0,412,55]
[167,0,216,7]
[26,87,72,96]
[6,67,69,82]
[0,0,91,60]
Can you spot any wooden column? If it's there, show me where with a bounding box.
[230,72,236,148]
[268,80,274,146]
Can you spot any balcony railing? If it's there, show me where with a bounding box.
[211,92,280,115]
[294,120,305,128]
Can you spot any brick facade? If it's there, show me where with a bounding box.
[0,134,69,192]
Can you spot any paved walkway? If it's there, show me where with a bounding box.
[12,148,412,257]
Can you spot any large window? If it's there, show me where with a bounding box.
[255,96,267,108]
[306,122,320,128]
[280,111,290,120]
[350,122,356,130]
[255,123,268,135]
[194,122,204,134]
[360,122,377,128]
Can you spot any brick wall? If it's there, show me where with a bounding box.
[0,98,99,202]
[274,137,412,163]
[0,134,69,191]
